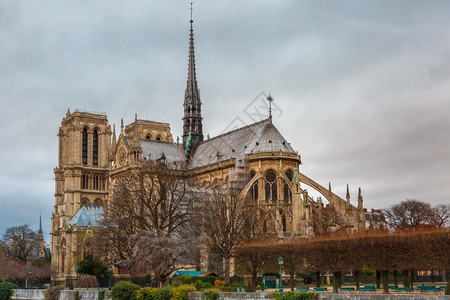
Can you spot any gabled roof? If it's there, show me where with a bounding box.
[69,203,104,227]
[189,118,296,168]
[140,140,186,165]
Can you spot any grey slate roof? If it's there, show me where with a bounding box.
[189,118,296,168]
[69,203,104,227]
[140,140,186,165]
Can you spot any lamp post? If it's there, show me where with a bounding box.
[278,256,283,293]
[108,264,112,290]
[27,268,32,289]
[261,274,265,292]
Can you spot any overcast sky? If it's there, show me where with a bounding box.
[1,1,449,242]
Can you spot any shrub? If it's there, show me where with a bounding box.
[201,291,218,300]
[153,287,173,300]
[136,288,158,300]
[44,285,64,300]
[172,285,196,300]
[245,282,254,292]
[280,291,317,300]
[179,276,193,284]
[74,291,81,300]
[0,282,18,300]
[98,290,105,300]
[76,275,99,288]
[445,281,450,295]
[214,280,225,287]
[111,281,141,300]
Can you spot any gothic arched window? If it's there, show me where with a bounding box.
[265,170,277,203]
[249,171,258,202]
[280,210,287,232]
[284,170,293,203]
[93,130,98,166]
[82,129,88,165]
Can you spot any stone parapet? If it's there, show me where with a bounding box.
[12,290,111,300]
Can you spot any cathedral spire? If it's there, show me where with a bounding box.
[183,2,203,157]
[38,213,43,237]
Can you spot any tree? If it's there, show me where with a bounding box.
[194,184,261,283]
[2,225,37,263]
[384,199,448,231]
[431,204,450,228]
[308,205,346,235]
[126,233,199,287]
[105,161,202,284]
[77,254,109,279]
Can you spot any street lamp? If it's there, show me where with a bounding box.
[27,268,32,289]
[278,257,283,293]
[108,264,112,290]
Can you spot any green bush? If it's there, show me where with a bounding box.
[136,288,158,300]
[74,291,81,300]
[201,291,218,300]
[111,281,141,300]
[280,291,317,300]
[172,285,196,300]
[445,281,450,295]
[98,290,106,300]
[44,285,64,300]
[153,287,173,300]
[0,282,18,300]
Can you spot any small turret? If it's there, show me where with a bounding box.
[346,184,350,204]
[358,187,363,210]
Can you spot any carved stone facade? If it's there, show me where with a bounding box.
[51,18,380,283]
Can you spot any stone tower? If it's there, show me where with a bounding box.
[182,13,203,156]
[51,109,111,281]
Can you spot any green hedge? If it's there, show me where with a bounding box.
[0,282,18,300]
[111,281,141,300]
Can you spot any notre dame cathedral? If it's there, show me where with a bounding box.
[51,16,384,283]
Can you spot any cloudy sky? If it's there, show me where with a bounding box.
[1,1,449,242]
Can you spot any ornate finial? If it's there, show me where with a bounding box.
[190,2,193,22]
[207,134,210,140]
[267,94,273,121]
[346,184,350,202]
[177,136,179,145]
[120,118,124,135]
[135,113,137,121]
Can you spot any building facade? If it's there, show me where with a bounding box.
[51,17,379,282]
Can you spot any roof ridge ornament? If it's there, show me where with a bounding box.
[267,93,274,122]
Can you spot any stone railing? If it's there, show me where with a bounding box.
[12,290,111,300]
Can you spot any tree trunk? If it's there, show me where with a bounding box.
[316,271,321,287]
[382,270,389,294]
[354,270,360,291]
[376,270,381,288]
[393,270,398,287]
[320,271,325,286]
[410,269,415,289]
[251,272,257,291]
[290,272,294,291]
[402,269,410,288]
[159,276,166,288]
[224,256,230,284]
[332,272,341,293]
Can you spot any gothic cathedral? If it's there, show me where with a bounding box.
[51,16,381,283]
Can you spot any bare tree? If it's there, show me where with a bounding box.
[384,199,445,231]
[431,204,450,228]
[126,233,199,287]
[194,184,260,283]
[2,225,37,263]
[308,205,346,235]
[105,161,202,282]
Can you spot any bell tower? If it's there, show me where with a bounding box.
[182,4,203,156]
